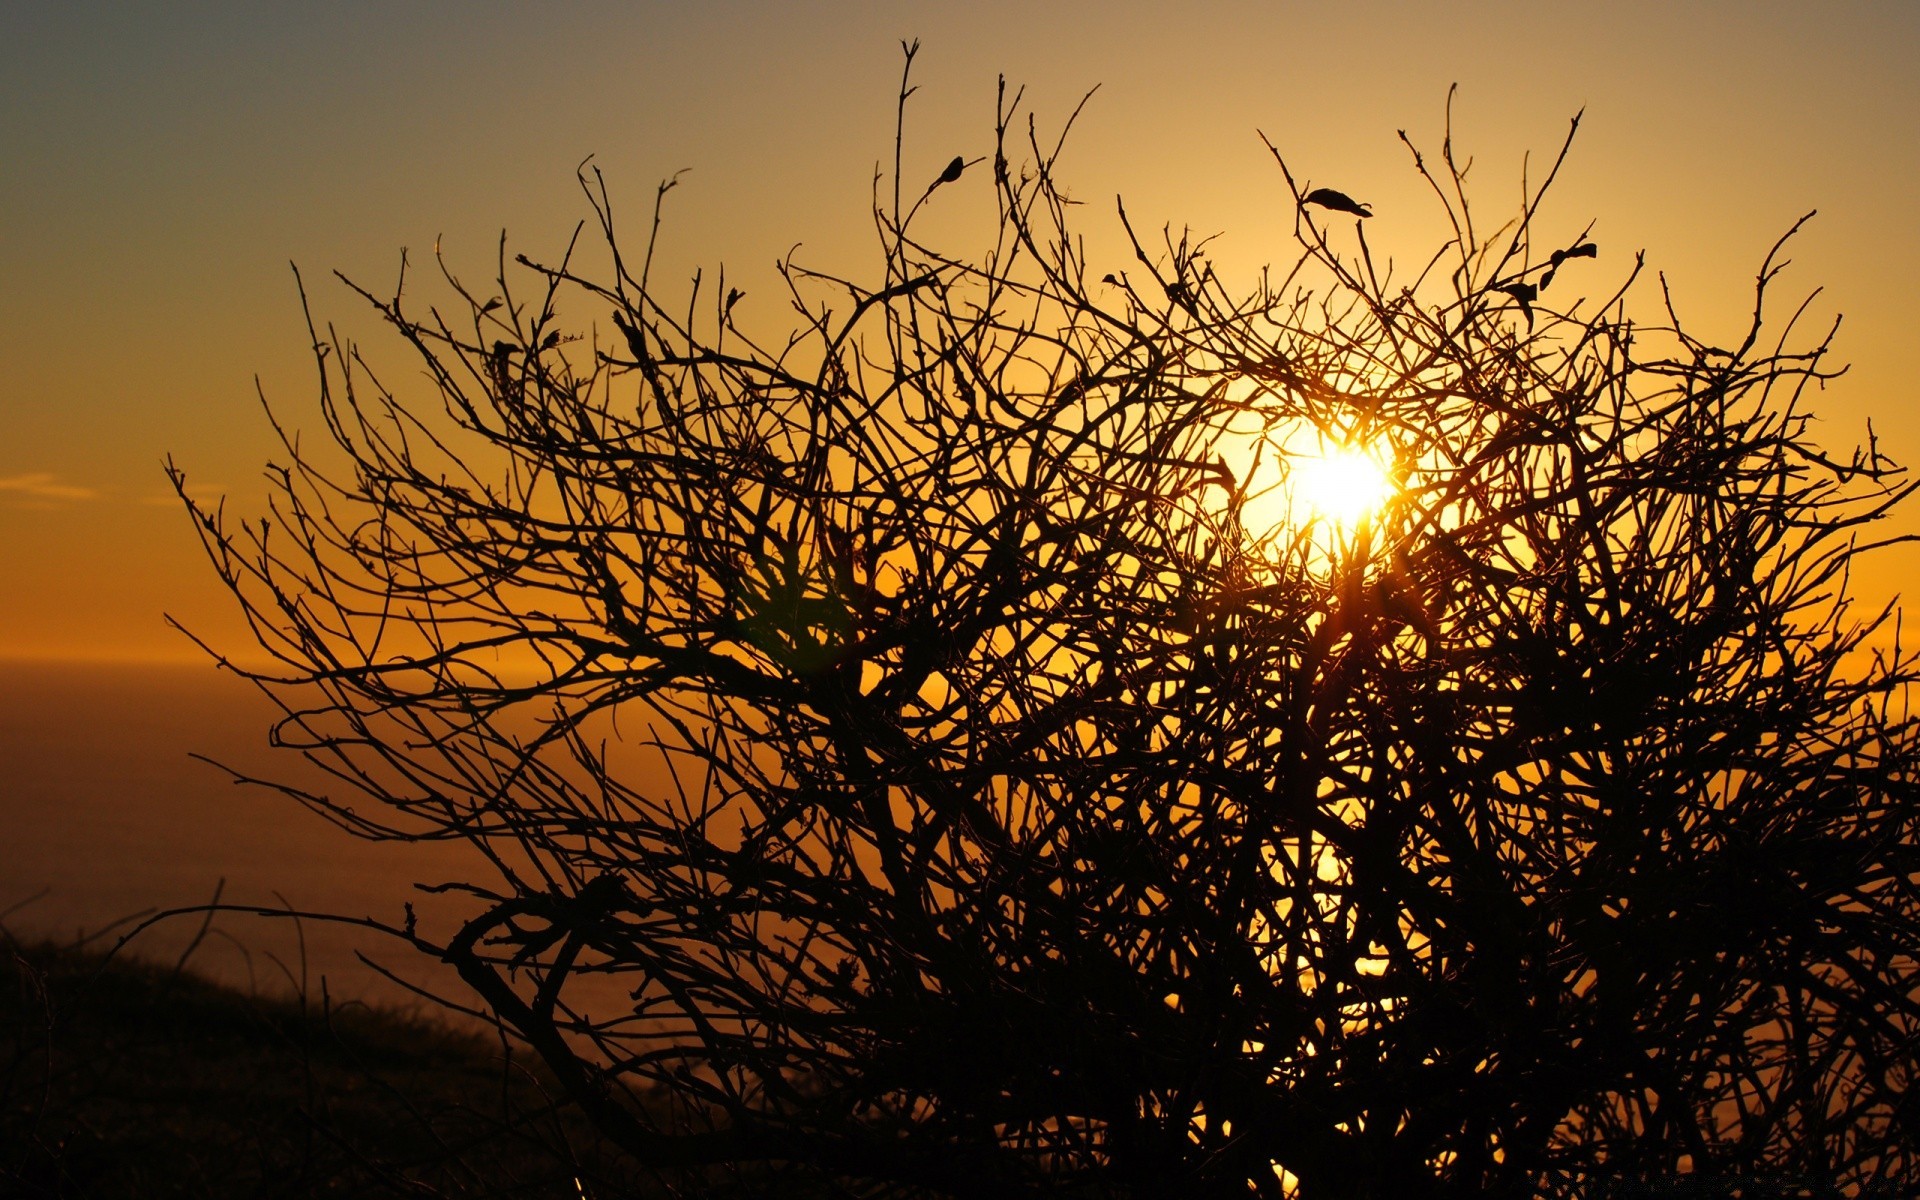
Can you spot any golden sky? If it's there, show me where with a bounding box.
[3,0,1916,664]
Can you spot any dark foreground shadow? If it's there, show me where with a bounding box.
[0,936,645,1199]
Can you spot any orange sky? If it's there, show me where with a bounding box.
[4,1,1917,664]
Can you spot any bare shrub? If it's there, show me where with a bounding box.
[174,54,1920,1199]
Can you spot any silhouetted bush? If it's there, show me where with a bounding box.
[175,53,1920,1199]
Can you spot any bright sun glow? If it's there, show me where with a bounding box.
[1292,447,1394,526]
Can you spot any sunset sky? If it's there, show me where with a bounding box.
[4,0,1917,664]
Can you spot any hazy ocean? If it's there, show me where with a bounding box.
[0,658,484,1014]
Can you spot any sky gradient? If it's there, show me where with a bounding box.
[4,0,1917,663]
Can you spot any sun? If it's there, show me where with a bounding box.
[1291,446,1394,527]
[1206,404,1398,540]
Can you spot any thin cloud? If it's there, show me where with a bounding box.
[142,482,227,508]
[0,472,99,502]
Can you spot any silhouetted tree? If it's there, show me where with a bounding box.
[175,58,1920,1200]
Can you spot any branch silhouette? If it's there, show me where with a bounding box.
[170,64,1920,1200]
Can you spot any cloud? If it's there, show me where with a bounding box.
[142,482,226,508]
[0,473,99,503]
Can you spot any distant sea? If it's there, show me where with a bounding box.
[0,658,484,1015]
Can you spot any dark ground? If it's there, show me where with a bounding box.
[0,936,649,1199]
[1,937,1866,1199]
